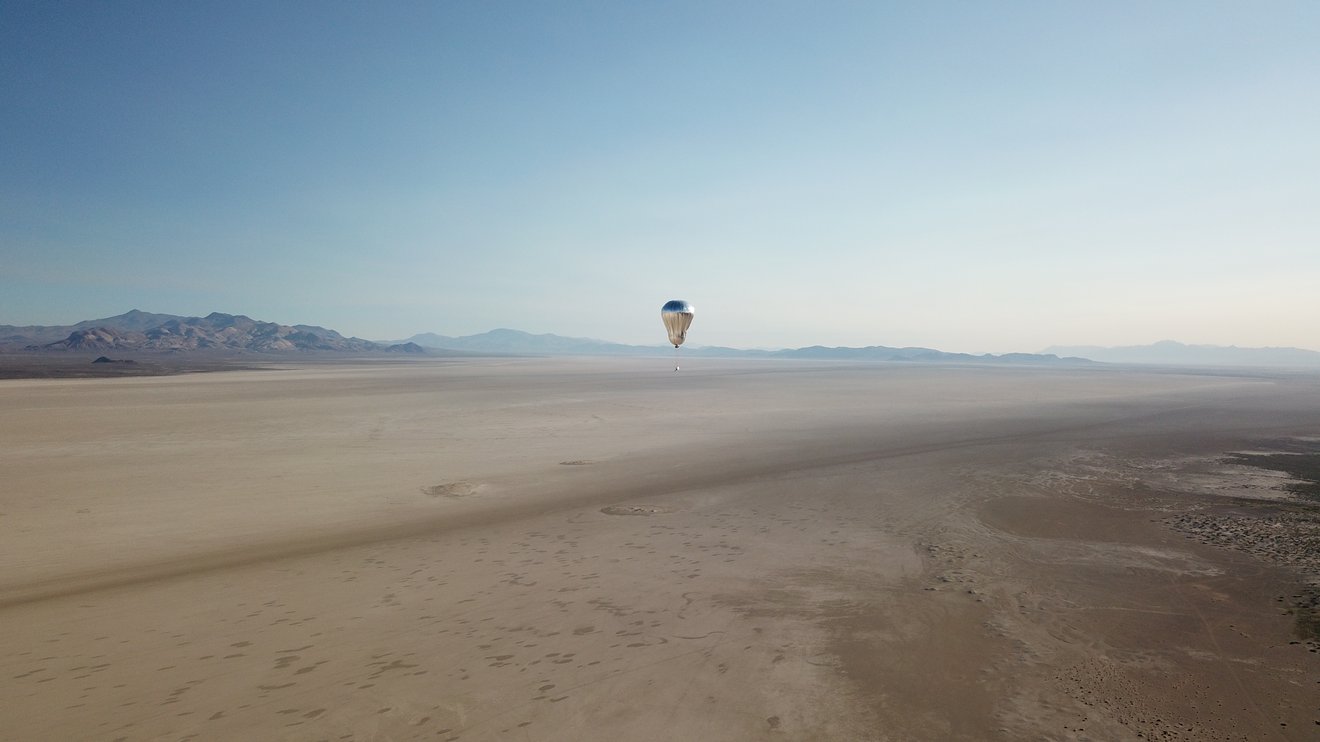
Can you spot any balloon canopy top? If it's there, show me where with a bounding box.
[661,299,694,314]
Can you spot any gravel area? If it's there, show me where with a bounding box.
[1167,507,1320,641]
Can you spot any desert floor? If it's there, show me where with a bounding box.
[2,358,1318,740]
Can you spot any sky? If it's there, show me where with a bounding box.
[2,1,1318,353]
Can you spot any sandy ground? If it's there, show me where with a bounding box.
[2,358,1319,740]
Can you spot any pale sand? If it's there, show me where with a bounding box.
[2,358,1318,740]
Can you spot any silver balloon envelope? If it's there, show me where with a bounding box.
[660,300,695,347]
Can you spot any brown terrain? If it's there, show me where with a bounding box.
[1,358,1318,740]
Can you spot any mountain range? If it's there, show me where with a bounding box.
[394,329,1088,364]
[1041,340,1320,368]
[6,310,1314,368]
[2,310,1084,364]
[0,310,423,354]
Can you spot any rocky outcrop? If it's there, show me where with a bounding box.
[42,327,141,351]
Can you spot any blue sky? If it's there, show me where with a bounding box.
[3,1,1317,352]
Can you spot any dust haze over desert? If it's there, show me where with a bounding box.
[4,3,1320,742]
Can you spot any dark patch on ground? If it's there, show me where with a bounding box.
[0,351,276,379]
[600,505,670,516]
[1291,590,1320,641]
[1226,448,1320,501]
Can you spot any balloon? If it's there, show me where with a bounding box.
[660,300,695,348]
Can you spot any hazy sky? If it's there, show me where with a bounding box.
[3,2,1318,353]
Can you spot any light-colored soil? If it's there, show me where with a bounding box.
[2,358,1318,740]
